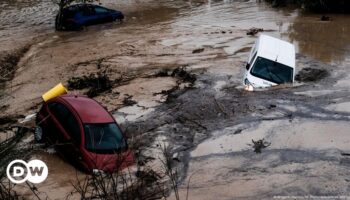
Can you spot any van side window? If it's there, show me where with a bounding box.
[250,52,257,66]
[48,102,81,144]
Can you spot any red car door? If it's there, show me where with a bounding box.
[47,102,83,164]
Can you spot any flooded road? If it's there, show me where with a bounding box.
[1,0,350,199]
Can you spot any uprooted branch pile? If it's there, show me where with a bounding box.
[67,73,112,97]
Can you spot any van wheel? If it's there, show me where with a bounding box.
[34,126,45,143]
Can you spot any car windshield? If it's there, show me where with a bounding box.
[84,123,126,153]
[250,57,293,84]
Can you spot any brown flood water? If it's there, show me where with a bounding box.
[1,0,350,199]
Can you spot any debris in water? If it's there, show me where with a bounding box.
[67,72,112,97]
[320,15,331,21]
[171,67,196,84]
[154,67,196,84]
[268,104,277,109]
[154,70,170,77]
[19,114,37,124]
[295,68,328,82]
[123,95,137,106]
[154,86,179,96]
[135,169,161,184]
[246,27,264,36]
[249,139,271,153]
[137,156,155,166]
[192,48,205,54]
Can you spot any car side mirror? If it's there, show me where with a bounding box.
[246,63,250,70]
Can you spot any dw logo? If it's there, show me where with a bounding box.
[6,159,48,184]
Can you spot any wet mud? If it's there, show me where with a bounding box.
[295,67,329,82]
[165,56,350,199]
[0,46,30,83]
[0,0,350,199]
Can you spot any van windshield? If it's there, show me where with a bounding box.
[250,57,293,84]
[84,123,126,154]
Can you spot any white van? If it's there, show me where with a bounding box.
[243,34,295,90]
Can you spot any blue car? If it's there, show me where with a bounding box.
[55,4,124,30]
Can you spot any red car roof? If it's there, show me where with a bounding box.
[58,95,115,124]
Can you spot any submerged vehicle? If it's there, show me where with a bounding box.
[243,34,295,90]
[35,94,134,173]
[55,4,124,30]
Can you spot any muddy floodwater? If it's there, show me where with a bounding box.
[1,0,350,199]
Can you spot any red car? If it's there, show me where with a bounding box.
[35,94,134,173]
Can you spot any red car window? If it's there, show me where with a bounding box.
[48,102,81,144]
[84,123,126,154]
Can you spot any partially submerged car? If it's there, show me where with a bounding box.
[55,4,124,30]
[35,94,134,173]
[243,34,295,90]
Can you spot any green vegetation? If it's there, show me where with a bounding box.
[264,0,350,13]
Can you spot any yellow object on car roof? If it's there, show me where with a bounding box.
[42,83,68,102]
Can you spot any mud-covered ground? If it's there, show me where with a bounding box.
[1,0,350,199]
